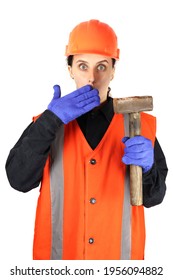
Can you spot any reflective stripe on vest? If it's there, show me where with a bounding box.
[33,112,156,260]
[50,125,64,259]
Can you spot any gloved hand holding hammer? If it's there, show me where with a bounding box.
[122,135,154,173]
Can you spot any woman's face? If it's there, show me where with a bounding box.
[68,53,115,103]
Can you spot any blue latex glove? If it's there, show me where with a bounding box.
[47,85,100,124]
[122,135,154,173]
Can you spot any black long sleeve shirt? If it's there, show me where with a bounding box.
[5,97,168,208]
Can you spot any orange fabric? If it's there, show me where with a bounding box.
[63,114,125,259]
[65,19,120,59]
[32,112,156,260]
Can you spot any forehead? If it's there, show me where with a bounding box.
[73,53,112,64]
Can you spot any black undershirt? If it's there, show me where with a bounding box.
[77,97,114,149]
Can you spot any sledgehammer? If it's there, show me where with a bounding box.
[113,96,153,206]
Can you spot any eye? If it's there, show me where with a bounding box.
[97,64,106,71]
[79,63,88,71]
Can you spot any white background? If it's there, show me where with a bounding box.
[0,0,172,278]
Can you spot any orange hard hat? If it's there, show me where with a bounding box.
[65,19,120,59]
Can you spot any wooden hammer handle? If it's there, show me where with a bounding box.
[129,112,143,206]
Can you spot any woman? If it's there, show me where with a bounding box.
[5,19,168,260]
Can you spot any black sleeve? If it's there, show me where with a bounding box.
[142,138,168,208]
[5,110,63,192]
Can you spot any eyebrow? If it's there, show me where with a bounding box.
[75,59,109,64]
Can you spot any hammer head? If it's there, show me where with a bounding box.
[113,96,153,113]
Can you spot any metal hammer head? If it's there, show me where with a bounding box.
[113,96,153,114]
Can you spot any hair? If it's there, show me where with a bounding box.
[67,55,116,68]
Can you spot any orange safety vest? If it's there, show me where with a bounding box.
[32,112,156,260]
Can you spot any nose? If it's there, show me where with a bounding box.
[88,69,95,85]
